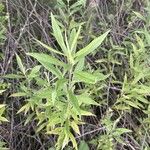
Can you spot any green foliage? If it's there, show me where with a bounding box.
[0,3,7,60]
[91,110,132,150]
[0,104,8,123]
[114,35,150,111]
[2,0,150,149]
[9,12,109,150]
[0,3,9,149]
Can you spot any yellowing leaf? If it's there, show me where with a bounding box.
[80,110,95,116]
[0,116,8,122]
[36,122,47,132]
[46,127,63,135]
[71,121,80,135]
[10,92,27,97]
[69,132,78,150]
[17,103,30,114]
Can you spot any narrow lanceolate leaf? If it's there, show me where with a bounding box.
[70,25,81,52]
[16,54,26,75]
[75,30,110,61]
[10,92,27,97]
[40,61,62,78]
[1,74,25,79]
[35,39,64,56]
[71,121,80,135]
[77,94,99,106]
[27,53,66,67]
[80,110,95,116]
[125,100,140,109]
[74,58,85,72]
[51,13,67,53]
[0,117,9,122]
[68,90,81,114]
[17,103,30,114]
[69,28,76,49]
[133,11,146,22]
[74,71,98,84]
[115,128,132,135]
[27,53,63,78]
[69,132,78,150]
[28,65,41,78]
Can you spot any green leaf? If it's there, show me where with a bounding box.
[74,58,85,72]
[52,90,57,105]
[80,110,95,116]
[79,141,89,150]
[77,93,99,106]
[74,71,99,84]
[24,113,34,125]
[68,90,81,115]
[69,28,76,49]
[10,92,27,97]
[114,128,132,136]
[131,86,150,94]
[46,127,62,135]
[125,100,140,109]
[36,122,47,132]
[16,54,26,75]
[35,39,64,56]
[70,26,81,52]
[70,0,85,9]
[27,53,63,78]
[34,87,52,99]
[136,96,149,104]
[71,121,80,135]
[0,116,8,122]
[56,131,65,150]
[27,53,66,67]
[1,74,25,79]
[62,135,69,149]
[75,30,110,61]
[51,13,67,53]
[129,54,134,69]
[28,65,41,78]
[17,103,30,114]
[69,132,78,150]
[133,11,146,21]
[41,63,62,78]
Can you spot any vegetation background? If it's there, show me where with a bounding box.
[0,0,150,150]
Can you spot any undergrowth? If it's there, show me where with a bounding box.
[0,0,150,150]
